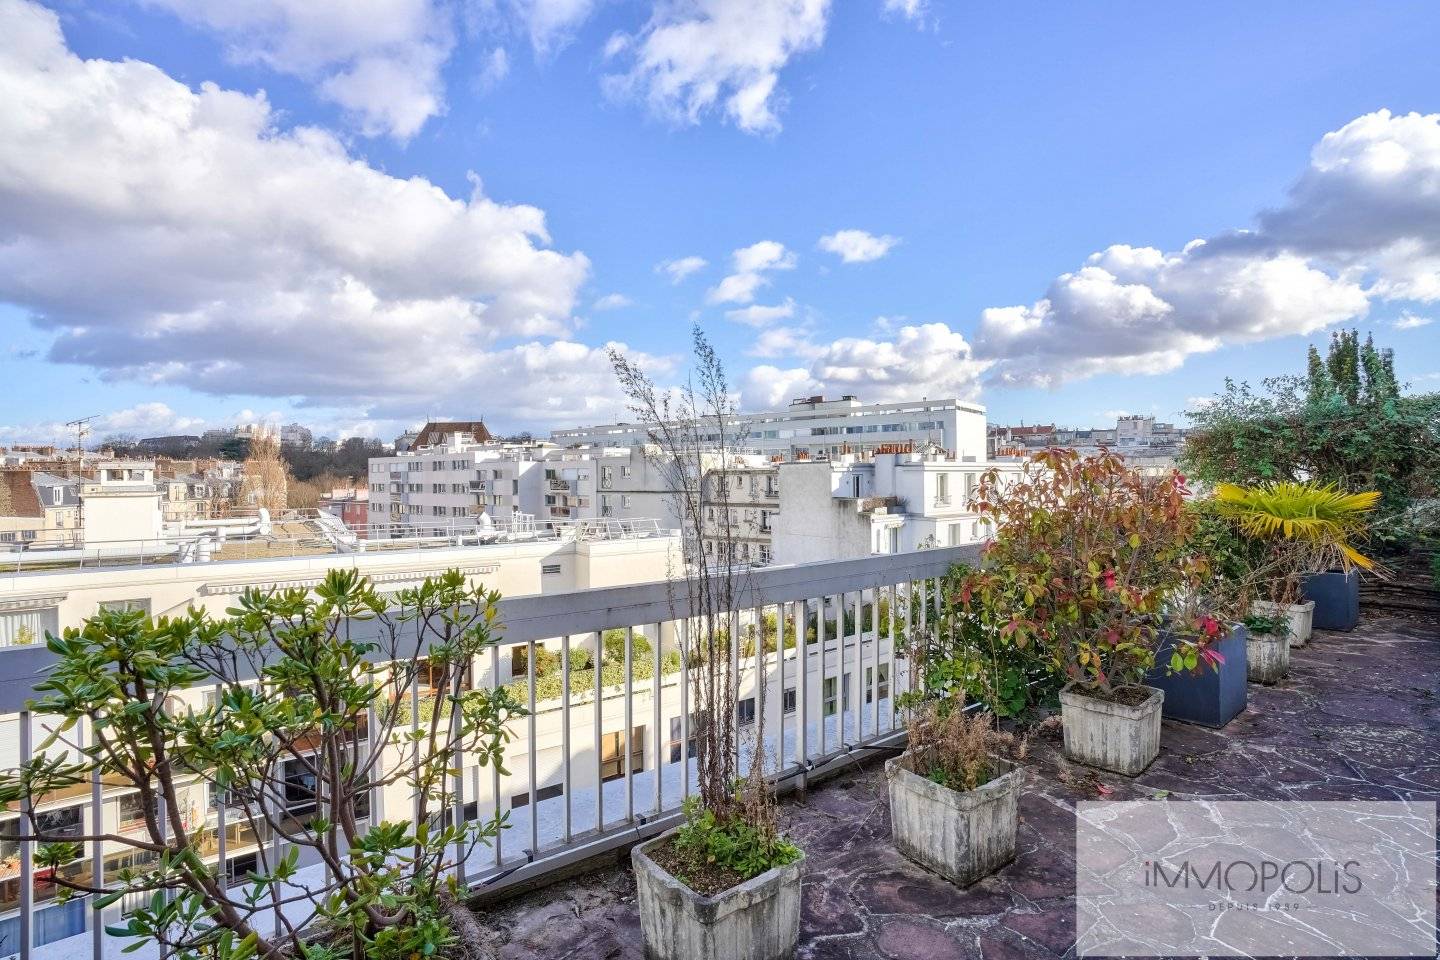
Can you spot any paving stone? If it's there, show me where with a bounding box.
[471,614,1439,960]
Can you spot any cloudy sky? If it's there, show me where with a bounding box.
[2,0,1439,443]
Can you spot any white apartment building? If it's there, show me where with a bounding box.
[551,395,987,461]
[699,464,783,566]
[770,448,1016,566]
[367,424,703,537]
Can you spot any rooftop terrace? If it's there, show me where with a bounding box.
[472,611,1440,960]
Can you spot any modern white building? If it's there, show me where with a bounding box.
[551,395,987,462]
[770,448,1017,566]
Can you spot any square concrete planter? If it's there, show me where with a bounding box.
[885,752,1022,886]
[1252,600,1313,647]
[632,827,803,960]
[1302,570,1360,631]
[1059,682,1163,776]
[1246,628,1290,685]
[1144,624,1248,728]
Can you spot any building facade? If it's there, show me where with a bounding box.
[551,395,987,462]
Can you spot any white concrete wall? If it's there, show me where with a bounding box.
[0,534,683,633]
[770,463,872,566]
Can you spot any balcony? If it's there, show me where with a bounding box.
[549,479,572,492]
[470,612,1434,958]
[1,551,1431,960]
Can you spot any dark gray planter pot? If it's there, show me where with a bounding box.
[632,827,803,960]
[885,752,1022,886]
[1302,570,1360,631]
[1247,628,1290,684]
[1059,683,1163,776]
[1143,625,1248,728]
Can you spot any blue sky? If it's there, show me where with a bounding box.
[2,0,1438,444]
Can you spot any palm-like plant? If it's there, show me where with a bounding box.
[1215,481,1379,571]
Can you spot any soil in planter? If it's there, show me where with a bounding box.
[645,835,750,897]
[903,754,1000,792]
[1075,686,1152,708]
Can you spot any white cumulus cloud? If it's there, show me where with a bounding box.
[656,255,709,283]
[743,322,987,409]
[708,241,796,304]
[725,299,796,327]
[603,0,832,135]
[136,0,454,140]
[0,0,628,426]
[818,229,899,263]
[975,109,1440,388]
[1395,310,1433,330]
[593,293,633,310]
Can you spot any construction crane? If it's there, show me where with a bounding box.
[65,414,99,465]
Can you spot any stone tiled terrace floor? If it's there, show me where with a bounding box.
[474,614,1440,960]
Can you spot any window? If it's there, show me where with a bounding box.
[432,483,444,493]
[1,607,57,646]
[98,598,150,615]
[759,545,772,565]
[842,671,853,710]
[865,664,891,704]
[117,792,158,832]
[822,677,838,717]
[35,805,83,838]
[736,697,756,726]
[620,465,632,479]
[226,853,259,887]
[510,783,564,808]
[621,494,632,509]
[282,758,319,817]
[782,687,796,715]
[668,714,700,763]
[935,472,950,504]
[599,726,646,782]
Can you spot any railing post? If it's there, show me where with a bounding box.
[623,627,634,825]
[525,639,538,858]
[18,710,31,960]
[651,623,662,816]
[560,635,572,844]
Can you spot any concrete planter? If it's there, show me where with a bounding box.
[1144,624,1248,728]
[1302,570,1360,631]
[1246,628,1290,685]
[885,752,1022,886]
[1059,682,1163,776]
[1252,600,1314,647]
[632,827,803,960]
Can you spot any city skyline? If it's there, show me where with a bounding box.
[2,0,1439,443]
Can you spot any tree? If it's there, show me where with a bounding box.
[608,326,794,873]
[241,433,290,515]
[1184,329,1440,525]
[0,569,521,960]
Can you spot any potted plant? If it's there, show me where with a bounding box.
[885,694,1025,885]
[966,449,1218,776]
[1140,503,1259,728]
[1242,612,1291,684]
[614,329,803,960]
[1217,481,1381,642]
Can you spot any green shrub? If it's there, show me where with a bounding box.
[672,795,800,882]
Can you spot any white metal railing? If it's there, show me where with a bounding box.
[0,545,978,959]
